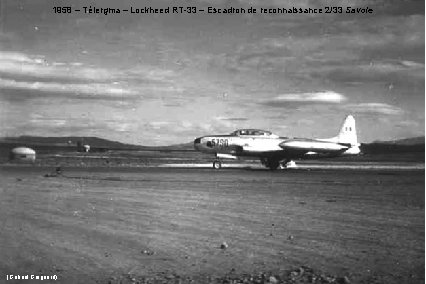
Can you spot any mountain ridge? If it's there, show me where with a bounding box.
[0,135,194,151]
[372,136,425,146]
[0,135,424,151]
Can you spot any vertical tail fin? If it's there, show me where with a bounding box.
[321,115,359,146]
[320,115,360,155]
[336,115,358,146]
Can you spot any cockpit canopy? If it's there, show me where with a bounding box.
[230,129,278,138]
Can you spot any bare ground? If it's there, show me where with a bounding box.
[0,166,424,283]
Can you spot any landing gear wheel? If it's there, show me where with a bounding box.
[213,160,222,169]
[279,160,289,169]
[267,160,280,170]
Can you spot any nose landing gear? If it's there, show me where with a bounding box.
[213,159,222,169]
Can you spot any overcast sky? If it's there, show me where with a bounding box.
[0,0,424,145]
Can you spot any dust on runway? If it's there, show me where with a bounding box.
[0,166,424,283]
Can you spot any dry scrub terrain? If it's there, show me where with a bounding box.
[0,166,424,283]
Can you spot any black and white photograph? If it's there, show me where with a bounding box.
[0,0,424,283]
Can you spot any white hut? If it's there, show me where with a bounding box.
[10,147,36,162]
[83,144,90,152]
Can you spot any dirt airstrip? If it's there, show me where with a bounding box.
[0,166,424,284]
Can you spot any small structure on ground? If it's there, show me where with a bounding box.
[9,147,36,162]
[77,141,90,152]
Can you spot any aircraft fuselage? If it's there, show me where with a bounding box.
[193,116,361,169]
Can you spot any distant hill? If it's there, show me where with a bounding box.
[372,136,425,146]
[0,136,139,148]
[158,142,194,151]
[0,135,423,156]
[361,136,424,161]
[0,136,195,152]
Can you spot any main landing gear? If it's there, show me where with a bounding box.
[261,158,297,170]
[260,158,280,170]
[267,159,280,170]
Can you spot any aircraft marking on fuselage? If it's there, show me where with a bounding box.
[210,138,229,148]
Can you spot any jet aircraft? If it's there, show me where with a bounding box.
[194,115,361,169]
